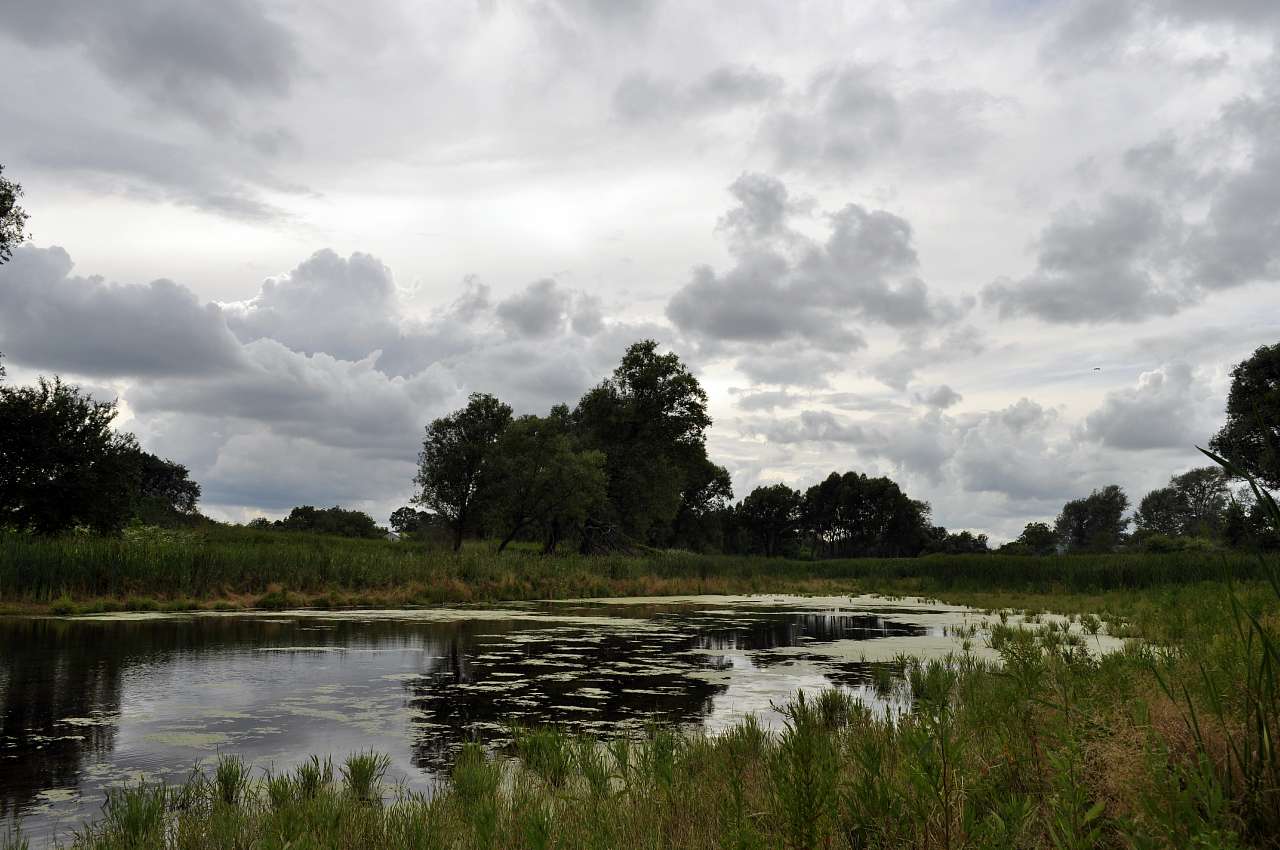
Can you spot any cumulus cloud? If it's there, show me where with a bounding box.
[984,196,1184,323]
[495,278,574,338]
[1079,362,1208,450]
[224,250,401,360]
[0,0,297,127]
[667,173,959,386]
[0,244,244,377]
[916,385,962,409]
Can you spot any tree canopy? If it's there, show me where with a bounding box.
[0,164,29,264]
[414,392,513,551]
[1210,343,1280,490]
[1055,485,1130,553]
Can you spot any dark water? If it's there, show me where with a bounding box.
[0,595,956,844]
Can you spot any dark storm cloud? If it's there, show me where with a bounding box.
[0,245,245,377]
[0,0,298,126]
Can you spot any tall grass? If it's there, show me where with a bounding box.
[1,522,1272,608]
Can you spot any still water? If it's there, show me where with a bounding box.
[1,594,993,843]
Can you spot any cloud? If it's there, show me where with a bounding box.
[667,174,957,386]
[1079,362,1208,450]
[0,244,244,377]
[613,64,783,123]
[916,385,962,409]
[984,195,1185,323]
[0,0,298,127]
[761,65,996,175]
[224,250,401,360]
[495,278,574,338]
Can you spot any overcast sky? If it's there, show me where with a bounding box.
[2,0,1278,540]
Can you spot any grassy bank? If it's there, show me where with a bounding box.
[2,524,1274,614]
[9,574,1279,850]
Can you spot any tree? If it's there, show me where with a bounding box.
[485,414,607,553]
[0,164,30,264]
[1134,467,1229,539]
[0,377,138,534]
[390,506,430,535]
[670,456,734,552]
[126,449,202,522]
[1055,485,1130,552]
[1016,521,1059,556]
[737,484,803,556]
[414,393,513,551]
[797,471,930,559]
[276,505,381,538]
[573,340,715,547]
[1210,343,1280,490]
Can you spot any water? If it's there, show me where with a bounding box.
[1,594,993,843]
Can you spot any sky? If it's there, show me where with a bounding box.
[1,0,1278,541]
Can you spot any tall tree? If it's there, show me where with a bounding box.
[737,483,803,557]
[126,449,202,522]
[1135,466,1229,539]
[798,471,930,558]
[0,377,138,534]
[1055,485,1130,552]
[0,164,30,264]
[485,414,607,553]
[573,340,715,547]
[414,393,513,551]
[1210,342,1280,490]
[1016,521,1059,556]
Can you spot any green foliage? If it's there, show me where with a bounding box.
[573,340,721,548]
[1056,484,1130,552]
[0,164,29,264]
[274,504,382,538]
[1135,466,1230,541]
[341,751,391,803]
[797,470,932,558]
[1210,342,1280,490]
[485,413,607,553]
[415,392,513,551]
[0,377,139,534]
[735,483,802,557]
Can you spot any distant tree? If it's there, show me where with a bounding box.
[737,483,803,557]
[276,505,381,538]
[1210,343,1280,490]
[389,506,431,535]
[1055,485,1130,552]
[924,528,990,555]
[247,517,273,529]
[0,164,30,264]
[485,414,607,553]
[1015,521,1059,556]
[0,377,138,534]
[798,471,930,558]
[414,393,513,551]
[573,340,714,548]
[1133,486,1185,538]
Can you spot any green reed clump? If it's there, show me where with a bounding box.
[3,520,1274,610]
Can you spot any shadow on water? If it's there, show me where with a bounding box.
[0,600,929,841]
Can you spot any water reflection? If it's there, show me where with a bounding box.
[0,599,934,843]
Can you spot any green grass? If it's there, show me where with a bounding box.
[1,523,1274,612]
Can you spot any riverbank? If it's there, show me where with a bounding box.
[1,525,1272,615]
[8,573,1277,850]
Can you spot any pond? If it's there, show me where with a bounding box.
[0,594,1104,844]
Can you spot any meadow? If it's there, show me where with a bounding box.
[0,522,1273,615]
